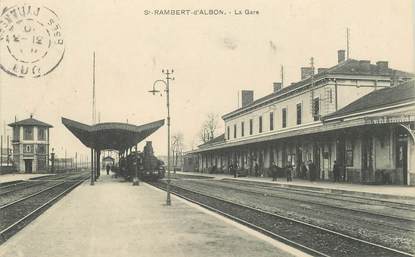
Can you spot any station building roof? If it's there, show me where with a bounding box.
[198,134,225,149]
[222,59,413,120]
[62,117,164,151]
[8,117,53,128]
[324,80,415,121]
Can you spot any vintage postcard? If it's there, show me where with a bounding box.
[0,1,413,257]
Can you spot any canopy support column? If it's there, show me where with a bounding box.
[94,150,98,181]
[133,144,140,186]
[97,150,101,179]
[90,148,95,185]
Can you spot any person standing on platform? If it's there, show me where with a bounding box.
[300,162,307,179]
[254,162,259,177]
[233,163,238,178]
[106,164,110,175]
[308,160,316,181]
[286,165,293,182]
[333,160,339,182]
[270,162,278,181]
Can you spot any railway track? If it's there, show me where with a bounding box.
[221,179,415,211]
[0,181,50,196]
[0,174,89,244]
[149,181,413,257]
[0,180,25,188]
[0,173,89,197]
[183,179,415,230]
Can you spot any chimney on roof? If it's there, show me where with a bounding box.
[318,68,328,74]
[273,82,282,93]
[359,60,371,70]
[301,67,314,80]
[376,61,388,71]
[241,90,254,107]
[30,114,33,119]
[338,50,346,63]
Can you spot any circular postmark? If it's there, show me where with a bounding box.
[0,5,64,78]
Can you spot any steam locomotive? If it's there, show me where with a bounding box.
[118,141,165,181]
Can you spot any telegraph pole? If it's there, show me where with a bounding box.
[346,28,350,59]
[92,52,96,125]
[91,52,96,185]
[310,57,315,116]
[150,69,174,206]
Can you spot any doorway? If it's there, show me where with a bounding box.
[362,136,374,182]
[24,159,33,173]
[396,132,408,185]
[336,136,346,181]
[313,144,321,179]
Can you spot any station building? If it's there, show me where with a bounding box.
[185,51,415,185]
[9,115,52,173]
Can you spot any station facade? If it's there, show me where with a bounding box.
[185,51,415,185]
[9,115,52,173]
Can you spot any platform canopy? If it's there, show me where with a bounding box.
[62,117,164,151]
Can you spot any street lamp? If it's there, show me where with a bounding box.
[150,69,174,206]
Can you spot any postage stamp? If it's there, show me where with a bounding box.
[0,4,64,78]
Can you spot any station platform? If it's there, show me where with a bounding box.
[175,171,415,200]
[0,173,52,183]
[0,173,307,257]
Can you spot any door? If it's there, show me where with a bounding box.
[313,144,321,179]
[396,133,408,185]
[24,159,33,173]
[336,136,346,181]
[362,136,374,182]
[296,145,303,178]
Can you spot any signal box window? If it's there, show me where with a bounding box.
[38,128,46,141]
[227,126,230,140]
[37,144,46,154]
[234,124,237,138]
[269,112,274,131]
[23,127,33,140]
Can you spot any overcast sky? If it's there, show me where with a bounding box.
[0,0,413,159]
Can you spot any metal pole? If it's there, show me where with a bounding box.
[90,148,94,185]
[97,150,100,179]
[150,69,174,206]
[166,71,171,206]
[92,52,96,124]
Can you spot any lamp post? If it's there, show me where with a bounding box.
[150,69,174,206]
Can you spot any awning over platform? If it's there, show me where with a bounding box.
[62,117,164,151]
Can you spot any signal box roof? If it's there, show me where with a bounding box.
[9,117,53,128]
[62,117,164,151]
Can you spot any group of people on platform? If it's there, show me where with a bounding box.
[226,159,344,183]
